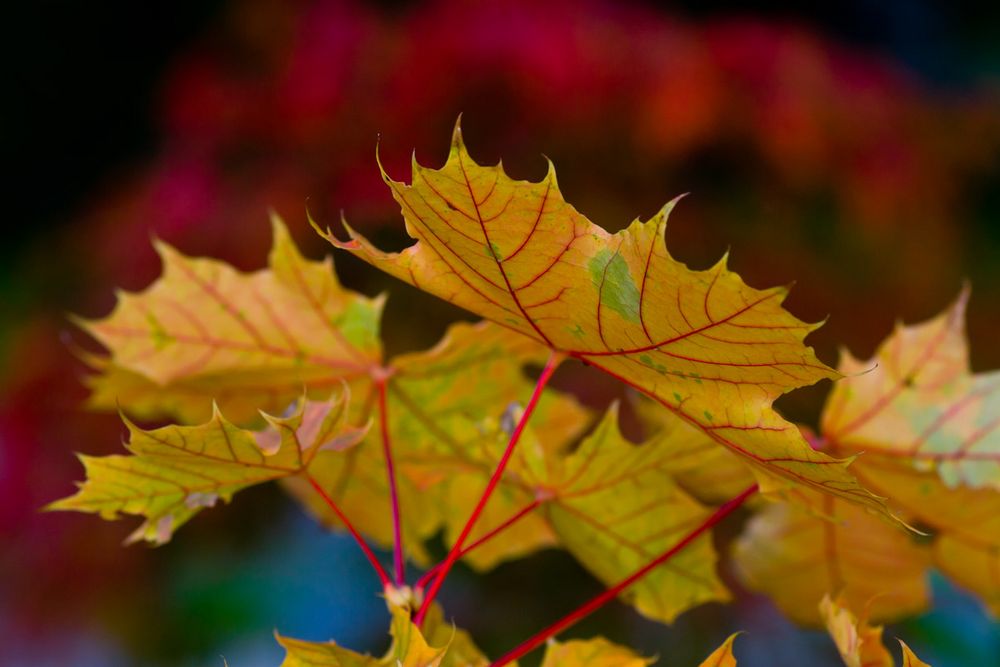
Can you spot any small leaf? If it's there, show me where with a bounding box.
[539,637,653,666]
[47,391,362,544]
[820,595,894,667]
[277,603,486,667]
[697,634,739,667]
[324,121,893,518]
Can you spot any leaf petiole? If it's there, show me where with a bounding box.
[415,350,564,625]
[414,498,542,592]
[305,472,393,588]
[490,483,759,666]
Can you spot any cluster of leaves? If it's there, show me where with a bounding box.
[50,125,997,664]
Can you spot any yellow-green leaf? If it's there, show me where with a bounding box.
[632,393,756,505]
[539,637,653,666]
[732,489,929,625]
[48,391,364,544]
[323,121,892,517]
[77,215,383,424]
[278,603,485,667]
[697,634,739,667]
[538,405,730,624]
[824,289,1000,490]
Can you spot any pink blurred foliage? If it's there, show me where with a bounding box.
[7,0,1000,646]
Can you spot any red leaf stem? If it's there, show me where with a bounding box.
[305,472,392,588]
[415,350,564,625]
[376,376,406,585]
[415,498,542,592]
[490,483,759,666]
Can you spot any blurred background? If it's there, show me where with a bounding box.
[5,1,1000,665]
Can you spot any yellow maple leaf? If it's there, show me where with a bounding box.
[320,121,891,517]
[697,634,739,667]
[732,488,929,624]
[539,637,653,666]
[48,390,366,544]
[823,288,999,490]
[76,215,383,424]
[278,604,474,667]
[820,595,933,667]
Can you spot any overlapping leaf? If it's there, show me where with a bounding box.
[48,391,365,544]
[697,634,739,667]
[632,393,756,505]
[278,603,484,667]
[539,637,652,666]
[321,122,892,516]
[735,293,1000,622]
[823,288,1000,489]
[732,489,928,624]
[77,215,383,424]
[820,596,932,667]
[536,405,730,623]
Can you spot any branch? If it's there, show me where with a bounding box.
[490,484,759,666]
[305,472,392,588]
[415,350,564,624]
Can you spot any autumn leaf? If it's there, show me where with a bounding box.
[321,121,892,517]
[820,293,1000,614]
[820,595,895,667]
[847,456,1000,615]
[47,390,365,544]
[697,634,739,667]
[536,405,730,623]
[632,393,756,505]
[539,637,652,666]
[283,320,590,568]
[823,288,999,490]
[731,488,929,624]
[278,604,467,667]
[76,215,383,424]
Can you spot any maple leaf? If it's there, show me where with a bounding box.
[535,405,730,624]
[538,637,652,666]
[76,215,383,424]
[47,391,365,544]
[847,456,1000,615]
[320,121,891,516]
[697,634,739,667]
[820,595,932,667]
[823,288,999,490]
[277,604,469,667]
[731,488,929,624]
[283,320,590,568]
[632,393,756,505]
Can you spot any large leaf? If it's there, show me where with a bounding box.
[77,215,383,424]
[48,391,365,544]
[322,122,891,516]
[732,489,928,624]
[823,289,1000,490]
